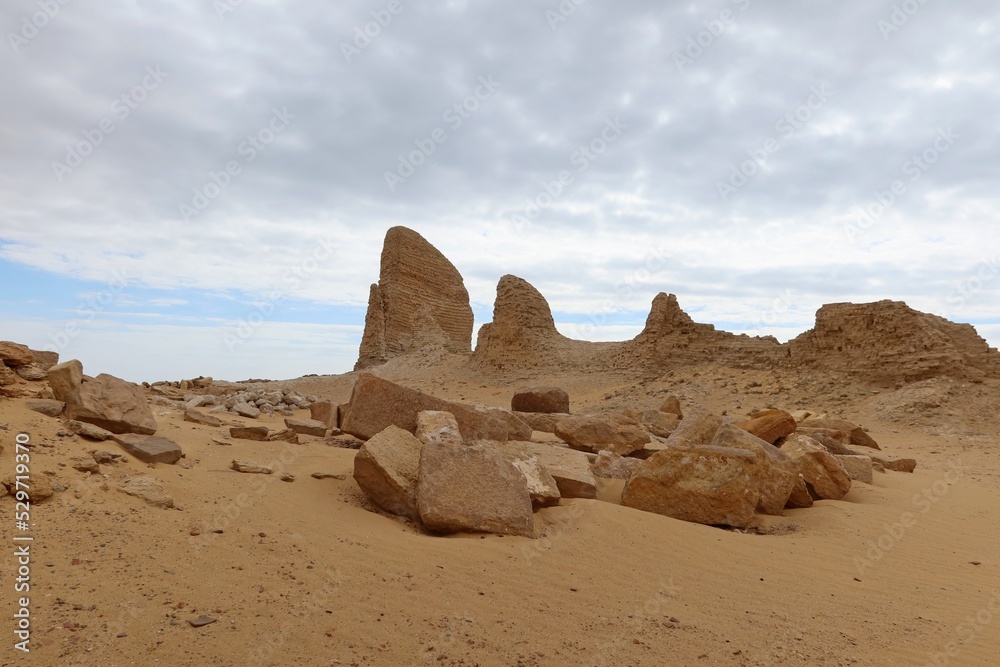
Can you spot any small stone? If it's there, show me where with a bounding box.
[184,409,224,427]
[311,472,348,480]
[229,426,269,441]
[280,472,295,482]
[231,460,272,475]
[187,615,217,628]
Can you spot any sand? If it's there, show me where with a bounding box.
[1,359,998,667]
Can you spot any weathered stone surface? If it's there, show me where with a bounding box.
[786,476,814,509]
[554,414,650,455]
[284,417,328,437]
[31,349,59,371]
[27,399,65,417]
[417,441,534,537]
[494,441,597,499]
[780,434,851,500]
[0,341,33,366]
[112,434,183,464]
[511,387,570,414]
[591,450,643,479]
[789,410,812,423]
[92,450,122,465]
[341,374,529,442]
[47,359,83,402]
[512,411,565,434]
[71,456,100,473]
[356,226,474,369]
[664,406,724,449]
[711,424,796,515]
[118,475,174,508]
[230,426,269,441]
[353,425,423,520]
[309,401,337,429]
[799,417,879,450]
[621,446,762,528]
[185,409,224,427]
[231,460,272,474]
[415,410,463,446]
[65,373,158,435]
[511,456,561,508]
[2,473,54,501]
[659,395,683,418]
[267,429,299,444]
[734,409,797,445]
[871,456,917,473]
[0,363,17,386]
[233,402,261,419]
[14,363,47,381]
[66,420,113,441]
[836,455,874,484]
[629,409,679,438]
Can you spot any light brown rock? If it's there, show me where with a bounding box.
[31,349,59,371]
[415,410,463,446]
[511,456,561,508]
[112,434,183,464]
[632,410,679,438]
[230,426,269,441]
[2,473,54,502]
[664,406,724,449]
[267,429,299,444]
[512,411,565,434]
[66,372,158,435]
[799,417,880,450]
[836,455,874,484]
[184,409,223,427]
[47,359,84,403]
[353,425,424,520]
[417,441,534,537]
[734,409,797,445]
[284,417,328,437]
[14,363,47,381]
[493,441,597,500]
[591,450,643,479]
[511,387,570,414]
[66,420,113,441]
[118,476,173,508]
[709,423,796,515]
[659,395,683,418]
[0,341,33,366]
[0,363,17,386]
[554,413,650,456]
[231,460,273,475]
[780,434,852,500]
[871,456,917,473]
[621,446,762,528]
[786,475,814,509]
[27,399,65,417]
[789,409,812,423]
[341,374,529,442]
[309,401,337,429]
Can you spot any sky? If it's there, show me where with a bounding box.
[1,0,998,383]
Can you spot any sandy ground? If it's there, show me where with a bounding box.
[1,359,998,667]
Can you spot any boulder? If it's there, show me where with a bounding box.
[27,399,65,417]
[493,441,597,499]
[14,363,47,381]
[353,425,423,520]
[47,359,84,402]
[663,406,724,448]
[417,441,534,537]
[118,476,173,508]
[621,446,762,528]
[415,410,463,447]
[799,417,879,450]
[734,409,797,445]
[0,341,33,366]
[659,394,683,418]
[231,460,273,474]
[233,402,261,419]
[786,476,814,509]
[112,434,183,464]
[836,455,874,484]
[709,424,797,516]
[512,411,565,434]
[511,387,570,414]
[553,413,650,456]
[230,425,269,441]
[65,372,158,435]
[2,473,54,502]
[184,409,224,427]
[780,435,852,500]
[341,374,530,442]
[631,409,679,438]
[31,349,59,371]
[510,457,561,508]
[309,400,337,429]
[591,450,643,479]
[284,417,328,437]
[71,456,100,473]
[0,364,17,386]
[65,420,113,441]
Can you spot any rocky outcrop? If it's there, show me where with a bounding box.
[355,227,474,369]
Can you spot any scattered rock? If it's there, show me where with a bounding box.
[836,455,874,484]
[184,409,223,427]
[510,456,561,508]
[309,401,337,429]
[233,402,261,419]
[554,413,650,456]
[284,417,328,437]
[187,615,216,628]
[659,395,683,418]
[27,399,65,417]
[280,472,295,482]
[780,435,852,500]
[231,460,272,475]
[353,425,424,520]
[709,424,797,515]
[511,387,570,414]
[663,407,725,449]
[230,426,269,441]
[2,473,54,501]
[65,420,113,441]
[70,457,100,473]
[267,429,299,444]
[871,456,917,473]
[734,409,797,445]
[415,410,463,447]
[591,450,643,479]
[311,472,347,480]
[91,450,121,465]
[799,417,880,450]
[621,446,762,528]
[512,411,565,434]
[14,363,48,381]
[118,476,173,508]
[417,440,534,537]
[112,434,183,465]
[56,366,158,435]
